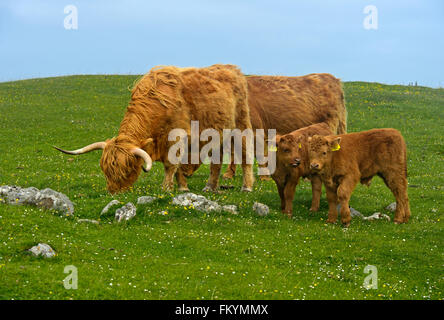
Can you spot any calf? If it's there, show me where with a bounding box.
[307,128,410,227]
[271,123,333,217]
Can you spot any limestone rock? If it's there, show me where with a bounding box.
[385,202,397,212]
[172,193,221,212]
[253,202,269,216]
[100,200,120,215]
[137,196,157,205]
[29,243,56,258]
[115,202,137,222]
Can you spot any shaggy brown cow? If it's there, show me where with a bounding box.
[271,122,333,217]
[307,128,410,227]
[181,73,346,180]
[54,64,254,193]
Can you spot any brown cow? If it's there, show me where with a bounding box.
[271,122,333,217]
[54,64,254,193]
[181,73,347,180]
[307,128,410,227]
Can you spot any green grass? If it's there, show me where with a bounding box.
[0,76,443,300]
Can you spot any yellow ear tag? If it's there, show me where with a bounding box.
[298,143,302,149]
[331,144,341,151]
[269,145,277,152]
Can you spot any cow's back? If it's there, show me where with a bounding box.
[247,73,346,135]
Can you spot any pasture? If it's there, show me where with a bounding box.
[0,75,442,300]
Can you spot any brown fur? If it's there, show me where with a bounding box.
[181,73,347,179]
[271,123,333,217]
[101,64,254,193]
[308,128,410,227]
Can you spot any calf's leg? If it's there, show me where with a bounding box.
[162,162,178,191]
[282,179,299,218]
[309,175,322,212]
[325,186,339,224]
[337,178,358,227]
[381,171,410,223]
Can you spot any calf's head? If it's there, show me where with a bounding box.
[275,134,304,169]
[54,137,153,194]
[308,135,341,172]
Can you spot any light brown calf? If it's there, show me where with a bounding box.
[308,128,410,227]
[271,123,333,217]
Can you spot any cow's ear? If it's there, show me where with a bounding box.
[307,136,312,142]
[142,138,154,149]
[330,137,341,151]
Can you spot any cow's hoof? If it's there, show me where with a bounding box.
[241,186,252,192]
[259,175,271,181]
[202,185,216,192]
[326,219,336,224]
[178,187,190,192]
[342,221,351,228]
[309,206,319,212]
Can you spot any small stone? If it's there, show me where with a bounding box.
[100,200,120,215]
[115,202,136,222]
[137,196,157,205]
[222,205,238,214]
[29,243,56,258]
[350,207,364,218]
[385,202,397,212]
[253,202,269,216]
[363,212,391,221]
[78,219,100,225]
[172,193,221,212]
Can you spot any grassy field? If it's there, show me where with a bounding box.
[0,75,443,300]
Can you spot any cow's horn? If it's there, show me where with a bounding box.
[132,148,153,172]
[53,142,106,155]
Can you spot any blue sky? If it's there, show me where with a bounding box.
[1,0,443,87]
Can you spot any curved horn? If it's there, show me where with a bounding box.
[53,142,106,155]
[132,148,153,172]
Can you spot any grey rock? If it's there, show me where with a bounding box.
[385,202,397,212]
[31,188,74,215]
[29,243,56,258]
[350,207,364,218]
[363,212,391,221]
[137,196,157,205]
[100,200,120,215]
[115,202,137,222]
[172,193,221,212]
[253,202,269,216]
[0,185,74,215]
[78,219,100,225]
[222,204,238,214]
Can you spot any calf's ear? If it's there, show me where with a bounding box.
[330,137,341,151]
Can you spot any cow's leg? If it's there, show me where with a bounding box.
[222,145,236,179]
[202,162,222,192]
[283,178,299,218]
[337,178,358,227]
[223,163,237,179]
[309,175,323,212]
[258,147,271,180]
[175,168,189,191]
[162,162,178,191]
[381,171,410,224]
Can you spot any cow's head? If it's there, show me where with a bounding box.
[54,137,153,194]
[274,134,304,169]
[307,135,341,172]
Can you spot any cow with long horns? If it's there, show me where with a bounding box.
[54,64,254,194]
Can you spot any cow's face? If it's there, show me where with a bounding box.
[308,135,341,172]
[276,134,303,169]
[100,138,144,194]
